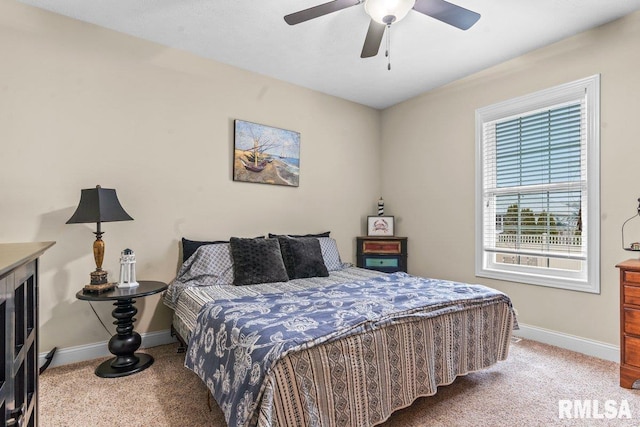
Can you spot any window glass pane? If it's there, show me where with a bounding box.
[490,102,584,263]
[494,190,582,257]
[495,104,582,188]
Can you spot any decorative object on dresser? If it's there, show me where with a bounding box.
[1,241,55,427]
[66,185,133,293]
[621,198,640,252]
[377,197,384,216]
[357,236,407,273]
[76,280,168,378]
[367,215,394,236]
[617,259,640,389]
[233,119,300,187]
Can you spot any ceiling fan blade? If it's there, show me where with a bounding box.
[284,0,361,25]
[361,20,386,58]
[413,0,480,30]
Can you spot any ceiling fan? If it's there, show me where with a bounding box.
[284,0,480,60]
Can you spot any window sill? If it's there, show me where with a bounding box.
[476,267,599,294]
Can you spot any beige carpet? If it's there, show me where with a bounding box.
[40,339,640,426]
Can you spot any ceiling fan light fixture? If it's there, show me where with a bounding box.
[364,0,415,25]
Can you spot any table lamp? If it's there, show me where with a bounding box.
[67,185,133,292]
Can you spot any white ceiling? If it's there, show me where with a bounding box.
[16,0,640,109]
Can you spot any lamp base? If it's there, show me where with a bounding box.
[90,269,108,285]
[83,282,116,293]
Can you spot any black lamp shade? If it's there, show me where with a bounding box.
[66,186,133,224]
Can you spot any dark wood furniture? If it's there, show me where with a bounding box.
[617,259,640,388]
[1,241,55,427]
[76,280,167,378]
[356,236,407,273]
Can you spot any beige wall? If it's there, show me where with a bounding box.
[0,1,381,351]
[381,11,640,345]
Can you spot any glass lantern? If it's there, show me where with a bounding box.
[117,248,139,288]
[622,198,640,252]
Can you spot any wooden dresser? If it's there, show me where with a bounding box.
[617,258,640,388]
[356,236,407,273]
[1,242,55,426]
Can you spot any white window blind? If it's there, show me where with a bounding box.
[475,76,600,293]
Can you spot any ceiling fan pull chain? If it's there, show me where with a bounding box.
[386,24,391,70]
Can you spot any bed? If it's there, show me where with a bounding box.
[164,235,517,427]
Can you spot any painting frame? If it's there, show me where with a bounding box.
[233,119,300,187]
[367,216,395,236]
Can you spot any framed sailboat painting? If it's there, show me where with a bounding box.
[233,119,300,187]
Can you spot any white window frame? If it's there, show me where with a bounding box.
[475,75,600,293]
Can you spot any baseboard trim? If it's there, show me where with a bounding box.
[38,329,177,369]
[513,323,619,362]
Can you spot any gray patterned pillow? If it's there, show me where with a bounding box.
[318,237,343,271]
[277,236,329,279]
[229,237,289,286]
[176,243,234,286]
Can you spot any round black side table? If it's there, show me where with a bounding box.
[76,280,168,378]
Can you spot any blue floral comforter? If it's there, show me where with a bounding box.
[185,272,513,427]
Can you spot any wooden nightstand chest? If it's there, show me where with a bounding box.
[356,236,407,273]
[617,259,640,388]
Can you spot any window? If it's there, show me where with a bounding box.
[475,75,600,293]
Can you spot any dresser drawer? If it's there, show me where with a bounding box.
[624,270,640,285]
[361,240,402,254]
[364,257,400,269]
[625,285,640,306]
[624,308,640,335]
[624,335,640,368]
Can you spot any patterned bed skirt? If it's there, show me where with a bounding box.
[257,301,515,427]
